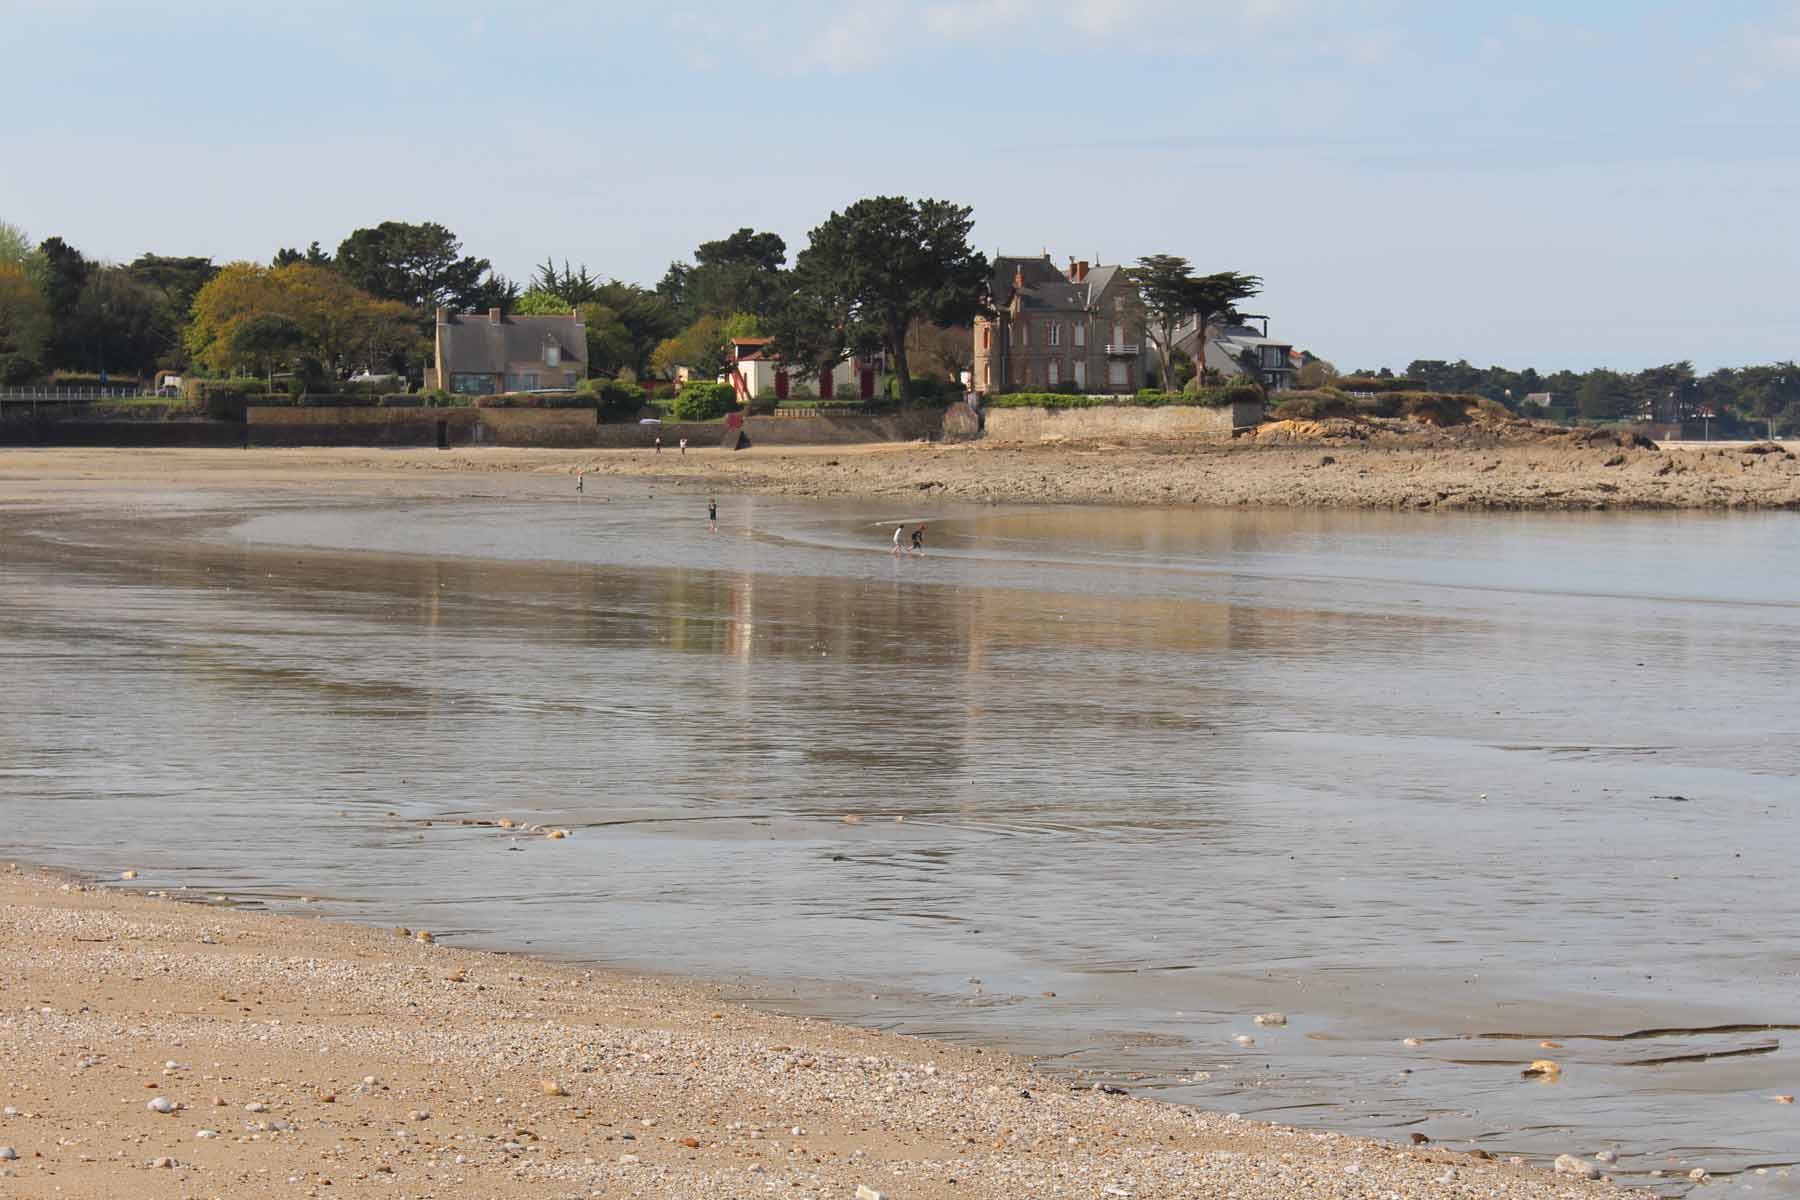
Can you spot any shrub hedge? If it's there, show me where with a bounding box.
[475,391,593,409]
[985,385,1262,410]
[579,377,647,420]
[666,381,737,421]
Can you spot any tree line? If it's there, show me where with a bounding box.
[9,207,1790,427]
[1354,358,1800,434]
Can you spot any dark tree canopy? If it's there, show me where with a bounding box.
[273,241,333,269]
[658,228,788,324]
[126,254,218,322]
[334,221,496,311]
[69,267,179,376]
[768,197,986,402]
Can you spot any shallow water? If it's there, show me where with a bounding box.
[2,477,1796,1192]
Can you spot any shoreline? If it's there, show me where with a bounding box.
[0,864,1639,1198]
[0,433,1797,511]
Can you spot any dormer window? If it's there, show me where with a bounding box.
[545,341,561,367]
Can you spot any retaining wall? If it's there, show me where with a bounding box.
[246,406,597,448]
[590,409,944,449]
[0,405,245,447]
[979,401,1263,442]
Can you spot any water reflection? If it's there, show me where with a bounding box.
[1,486,1797,1194]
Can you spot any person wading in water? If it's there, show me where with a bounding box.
[708,498,718,532]
[910,524,926,553]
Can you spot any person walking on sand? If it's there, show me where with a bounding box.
[655,435,662,453]
[911,523,925,553]
[679,437,689,455]
[576,472,584,494]
[891,524,904,554]
[708,498,718,531]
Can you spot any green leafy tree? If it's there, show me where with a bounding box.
[577,303,636,376]
[187,262,421,377]
[530,259,603,306]
[334,221,498,310]
[0,265,52,383]
[35,236,91,367]
[659,228,788,324]
[1187,271,1262,382]
[1577,369,1634,421]
[1125,258,1261,387]
[125,254,218,320]
[1,221,39,272]
[650,312,760,381]
[1128,254,1204,392]
[69,268,178,378]
[768,196,987,403]
[230,312,305,385]
[512,289,576,316]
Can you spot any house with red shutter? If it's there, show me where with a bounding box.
[723,337,889,404]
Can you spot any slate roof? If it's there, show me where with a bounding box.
[437,313,586,374]
[992,255,1133,315]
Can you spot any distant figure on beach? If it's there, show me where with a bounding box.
[576,473,583,493]
[679,437,689,455]
[708,498,717,531]
[911,524,925,553]
[892,525,903,553]
[655,436,662,453]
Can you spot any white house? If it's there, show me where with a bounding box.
[724,337,889,403]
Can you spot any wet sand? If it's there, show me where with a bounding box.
[0,868,1638,1199]
[0,430,1796,510]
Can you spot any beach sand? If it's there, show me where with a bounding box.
[0,424,1796,511]
[0,868,1637,1199]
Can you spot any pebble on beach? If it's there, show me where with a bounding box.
[1553,1154,1600,1179]
[120,870,137,880]
[1253,1012,1287,1027]
[0,1148,17,1161]
[540,1080,567,1096]
[147,1096,175,1114]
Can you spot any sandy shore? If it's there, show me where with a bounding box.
[0,868,1637,1199]
[1,423,1797,511]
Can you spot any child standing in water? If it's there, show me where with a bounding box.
[911,524,925,553]
[892,524,903,553]
[708,498,718,531]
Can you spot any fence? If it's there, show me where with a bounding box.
[0,388,160,406]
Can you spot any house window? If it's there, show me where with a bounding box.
[1024,361,1033,386]
[1107,361,1128,387]
[450,373,495,395]
[1073,322,1085,348]
[1021,323,1029,347]
[982,326,992,350]
[522,372,539,390]
[983,363,991,387]
[564,371,578,388]
[1047,322,1060,347]
[1048,360,1060,386]
[1073,360,1086,389]
[546,343,561,367]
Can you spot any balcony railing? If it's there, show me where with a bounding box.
[1103,343,1139,356]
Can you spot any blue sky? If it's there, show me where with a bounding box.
[4,0,1798,372]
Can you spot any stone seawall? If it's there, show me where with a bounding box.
[0,406,245,447]
[246,406,596,449]
[980,401,1263,442]
[590,410,944,449]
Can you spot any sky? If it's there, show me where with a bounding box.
[3,0,1798,373]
